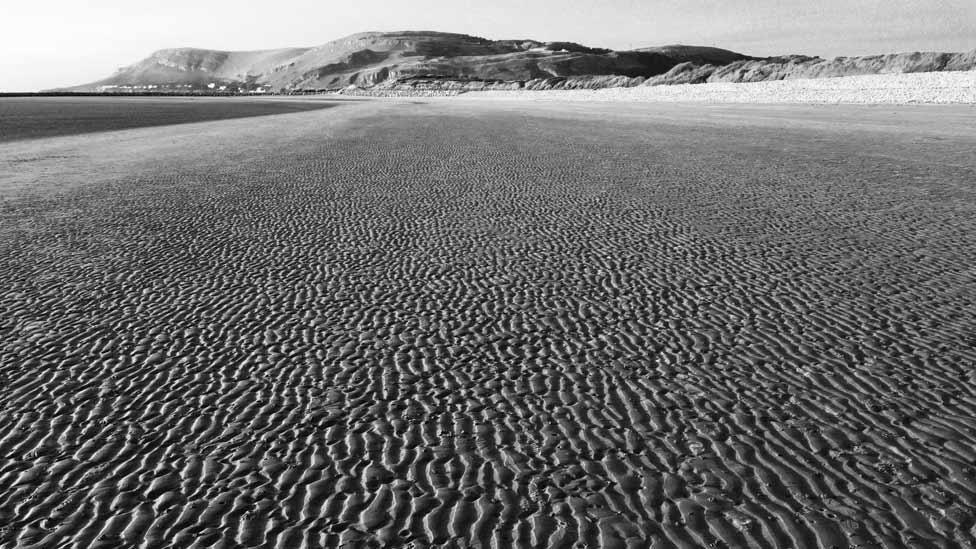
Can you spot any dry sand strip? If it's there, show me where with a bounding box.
[461,70,976,104]
[1,100,976,548]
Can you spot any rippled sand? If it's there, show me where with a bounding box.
[1,100,975,548]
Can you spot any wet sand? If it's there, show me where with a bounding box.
[0,97,340,143]
[462,71,976,104]
[1,99,975,548]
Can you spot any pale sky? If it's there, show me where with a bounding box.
[2,0,974,91]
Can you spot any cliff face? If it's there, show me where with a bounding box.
[59,31,975,93]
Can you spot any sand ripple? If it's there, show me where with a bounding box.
[1,102,975,548]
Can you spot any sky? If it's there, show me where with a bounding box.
[1,0,974,91]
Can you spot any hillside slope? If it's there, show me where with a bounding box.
[60,32,751,92]
[59,31,975,93]
[79,48,312,91]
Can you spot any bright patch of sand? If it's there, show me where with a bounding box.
[461,70,976,104]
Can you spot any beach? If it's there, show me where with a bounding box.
[1,98,975,548]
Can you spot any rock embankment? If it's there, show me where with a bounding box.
[645,50,976,85]
[329,75,649,96]
[333,87,463,97]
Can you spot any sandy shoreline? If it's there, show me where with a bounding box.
[458,71,976,104]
